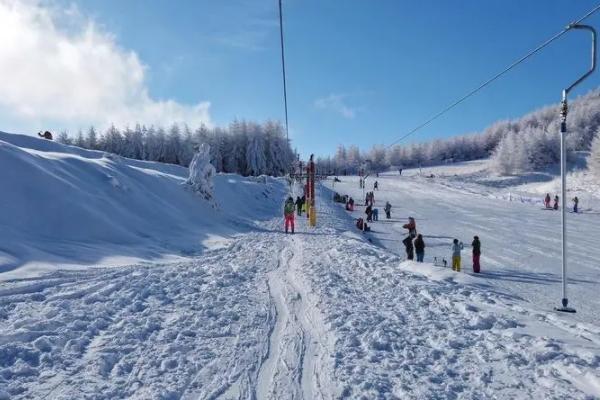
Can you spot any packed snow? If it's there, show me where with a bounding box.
[1,134,600,399]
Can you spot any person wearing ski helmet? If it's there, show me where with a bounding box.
[284,197,295,234]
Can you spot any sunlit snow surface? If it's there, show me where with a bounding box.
[0,134,599,399]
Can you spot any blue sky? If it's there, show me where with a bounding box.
[3,1,600,158]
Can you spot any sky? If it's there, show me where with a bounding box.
[1,0,600,158]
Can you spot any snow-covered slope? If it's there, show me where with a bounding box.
[1,138,599,399]
[0,132,285,280]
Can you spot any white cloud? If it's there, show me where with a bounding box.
[314,94,357,119]
[0,0,211,134]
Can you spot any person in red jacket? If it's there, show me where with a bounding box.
[284,197,295,234]
[403,217,417,239]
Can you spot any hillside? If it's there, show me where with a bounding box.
[0,132,285,280]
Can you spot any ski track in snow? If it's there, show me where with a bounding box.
[1,176,600,398]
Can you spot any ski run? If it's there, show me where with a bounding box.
[1,135,600,399]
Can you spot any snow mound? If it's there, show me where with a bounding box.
[0,131,286,279]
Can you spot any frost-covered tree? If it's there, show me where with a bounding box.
[588,129,600,176]
[86,127,98,150]
[57,131,72,145]
[185,143,216,200]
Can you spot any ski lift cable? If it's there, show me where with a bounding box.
[279,0,290,141]
[386,3,600,150]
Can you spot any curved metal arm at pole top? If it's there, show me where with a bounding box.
[565,24,597,95]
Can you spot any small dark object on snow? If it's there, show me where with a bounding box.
[38,131,53,140]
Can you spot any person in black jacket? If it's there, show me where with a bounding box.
[472,236,481,273]
[414,234,425,262]
[295,196,303,216]
[403,236,414,260]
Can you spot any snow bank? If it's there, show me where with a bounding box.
[0,131,286,279]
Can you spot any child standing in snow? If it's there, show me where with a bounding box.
[472,236,481,273]
[284,197,295,234]
[553,195,559,210]
[414,234,425,262]
[451,239,464,272]
[572,196,579,213]
[544,193,551,208]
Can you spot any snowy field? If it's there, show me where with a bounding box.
[1,135,600,399]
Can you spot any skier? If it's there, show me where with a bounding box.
[284,197,295,234]
[372,208,379,221]
[414,234,425,262]
[553,195,559,210]
[403,217,417,239]
[403,236,414,260]
[374,181,379,191]
[572,196,579,213]
[365,204,373,222]
[544,193,551,209]
[295,196,303,216]
[451,239,464,272]
[472,236,481,273]
[384,201,392,219]
[399,168,402,176]
[38,130,53,140]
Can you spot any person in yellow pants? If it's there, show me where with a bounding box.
[451,239,464,272]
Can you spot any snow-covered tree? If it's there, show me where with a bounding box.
[57,131,72,145]
[86,127,98,150]
[185,143,216,200]
[589,129,600,176]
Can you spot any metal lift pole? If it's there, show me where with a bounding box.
[555,23,596,313]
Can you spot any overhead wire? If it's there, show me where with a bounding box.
[385,3,600,149]
[278,0,290,141]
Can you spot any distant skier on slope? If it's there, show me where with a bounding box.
[284,197,295,234]
[544,193,551,209]
[553,195,559,210]
[374,181,378,191]
[295,196,303,216]
[384,201,392,219]
[572,196,579,213]
[451,239,464,272]
[472,236,481,273]
[403,217,417,239]
[414,234,425,262]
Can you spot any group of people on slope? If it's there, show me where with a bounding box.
[544,193,580,213]
[401,217,482,273]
